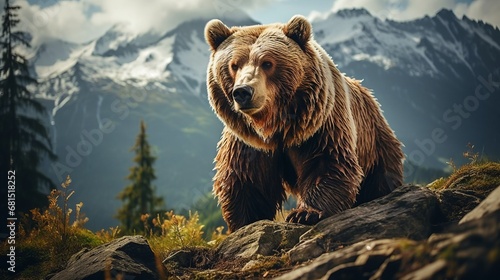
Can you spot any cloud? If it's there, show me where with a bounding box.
[13,0,499,45]
[324,0,499,27]
[454,0,500,27]
[326,0,456,20]
[87,0,272,36]
[87,0,215,36]
[18,0,108,44]
[16,0,271,44]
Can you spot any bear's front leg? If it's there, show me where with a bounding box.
[285,146,363,225]
[213,130,285,232]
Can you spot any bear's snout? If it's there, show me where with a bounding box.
[232,85,254,109]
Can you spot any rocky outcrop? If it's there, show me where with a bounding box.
[288,185,439,263]
[50,236,164,280]
[57,182,500,279]
[277,207,500,280]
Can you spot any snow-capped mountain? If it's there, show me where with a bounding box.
[312,8,499,167]
[33,24,184,95]
[30,9,500,230]
[314,9,500,78]
[30,15,258,230]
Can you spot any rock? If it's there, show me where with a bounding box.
[242,259,262,271]
[276,239,400,280]
[434,162,500,223]
[163,248,214,269]
[51,236,163,280]
[216,220,310,259]
[400,259,447,280]
[437,189,484,223]
[277,184,500,279]
[277,208,500,280]
[163,250,193,268]
[289,185,439,263]
[460,185,500,224]
[413,209,500,279]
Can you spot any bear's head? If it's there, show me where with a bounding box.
[205,16,334,151]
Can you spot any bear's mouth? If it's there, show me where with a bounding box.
[233,98,261,115]
[233,97,266,115]
[237,106,259,115]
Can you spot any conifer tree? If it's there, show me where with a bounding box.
[116,120,164,234]
[0,0,56,215]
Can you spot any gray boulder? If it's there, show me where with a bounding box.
[51,236,163,280]
[289,185,439,263]
[217,220,310,259]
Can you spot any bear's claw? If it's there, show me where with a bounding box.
[286,208,323,225]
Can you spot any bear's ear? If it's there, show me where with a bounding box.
[284,15,312,48]
[205,19,232,51]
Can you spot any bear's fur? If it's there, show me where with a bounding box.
[205,15,404,232]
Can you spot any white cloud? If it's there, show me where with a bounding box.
[88,0,272,36]
[87,0,217,36]
[16,0,271,44]
[454,0,500,27]
[13,0,500,45]
[18,0,108,44]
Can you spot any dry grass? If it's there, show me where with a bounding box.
[427,160,500,193]
[146,211,227,260]
[0,176,104,279]
[427,144,500,193]
[0,176,227,279]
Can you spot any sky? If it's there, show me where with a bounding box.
[7,0,500,44]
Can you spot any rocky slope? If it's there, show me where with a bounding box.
[51,164,500,279]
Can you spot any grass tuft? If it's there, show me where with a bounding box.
[427,144,500,193]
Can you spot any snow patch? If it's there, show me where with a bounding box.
[169,31,210,95]
[352,53,394,70]
[313,13,372,45]
[116,35,175,82]
[35,41,93,79]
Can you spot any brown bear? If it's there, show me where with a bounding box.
[204,15,404,232]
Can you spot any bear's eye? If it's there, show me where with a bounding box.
[261,61,273,70]
[231,63,239,71]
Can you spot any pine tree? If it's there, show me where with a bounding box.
[0,0,56,215]
[116,120,164,234]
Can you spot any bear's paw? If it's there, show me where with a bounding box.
[286,208,323,225]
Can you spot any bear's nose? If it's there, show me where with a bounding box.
[232,85,254,107]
